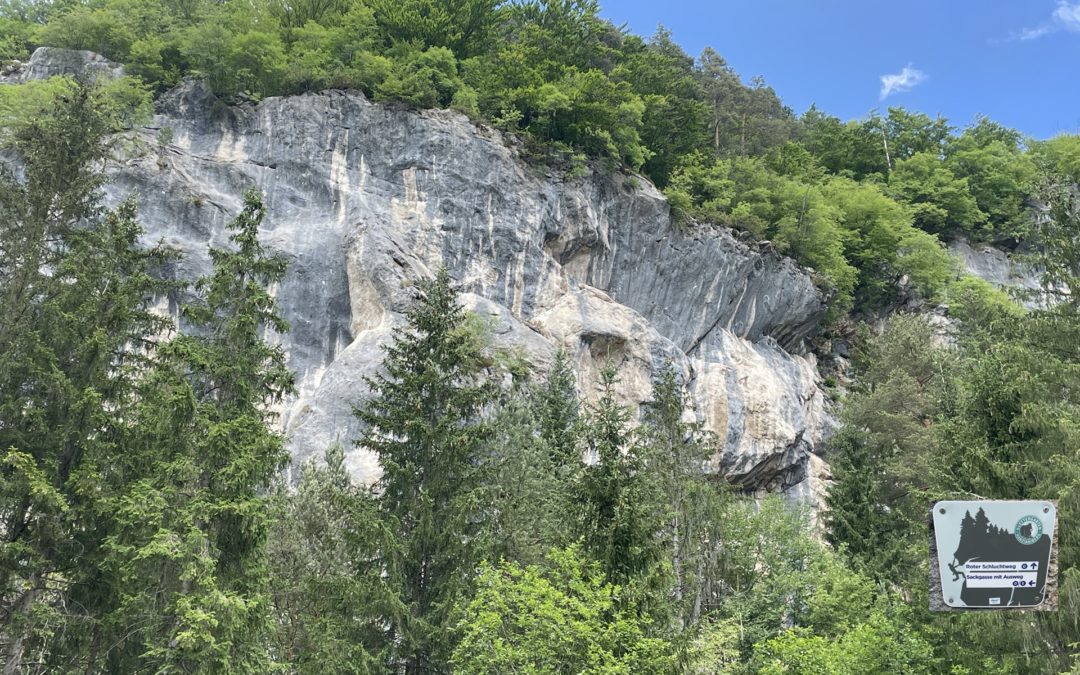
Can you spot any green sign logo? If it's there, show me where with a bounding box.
[1014,516,1043,545]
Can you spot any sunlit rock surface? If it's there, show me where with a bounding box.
[8,48,836,503]
[949,238,1044,304]
[0,46,124,84]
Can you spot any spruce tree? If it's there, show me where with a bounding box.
[100,188,294,673]
[268,444,395,674]
[637,363,721,629]
[355,267,495,673]
[536,347,581,469]
[483,393,557,564]
[0,83,170,672]
[574,364,664,595]
[483,349,582,564]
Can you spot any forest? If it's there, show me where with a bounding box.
[0,0,1079,673]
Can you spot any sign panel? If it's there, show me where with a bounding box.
[932,500,1056,609]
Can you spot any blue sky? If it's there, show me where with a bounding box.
[600,1,1080,139]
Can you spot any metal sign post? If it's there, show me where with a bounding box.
[930,500,1058,611]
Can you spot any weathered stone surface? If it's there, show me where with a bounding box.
[13,49,833,501]
[949,238,1043,300]
[0,47,124,84]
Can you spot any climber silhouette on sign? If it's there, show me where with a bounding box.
[948,560,965,582]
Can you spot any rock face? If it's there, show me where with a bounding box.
[6,49,835,502]
[949,238,1044,303]
[0,47,124,84]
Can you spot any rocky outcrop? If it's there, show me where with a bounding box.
[949,238,1044,304]
[6,49,835,502]
[0,47,124,84]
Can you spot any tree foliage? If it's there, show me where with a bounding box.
[268,444,393,673]
[354,268,496,672]
[0,82,169,672]
[452,546,676,674]
[574,364,665,594]
[99,188,294,673]
[4,2,1080,672]
[827,260,1080,673]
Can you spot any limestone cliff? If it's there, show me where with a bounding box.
[949,238,1046,306]
[7,49,836,503]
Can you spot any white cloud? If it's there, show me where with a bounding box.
[1018,25,1053,40]
[1052,1,1080,30]
[1016,1,1080,40]
[879,64,927,100]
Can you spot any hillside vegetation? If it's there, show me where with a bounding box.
[4,0,1079,314]
[0,1,1079,673]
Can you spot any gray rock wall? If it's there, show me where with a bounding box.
[7,49,835,503]
[0,47,124,84]
[949,238,1043,300]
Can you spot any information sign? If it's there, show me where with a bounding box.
[932,500,1056,609]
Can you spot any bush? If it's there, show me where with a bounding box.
[452,546,676,674]
[945,275,1023,324]
[375,44,462,108]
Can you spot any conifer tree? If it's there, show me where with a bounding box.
[637,363,721,629]
[823,429,905,579]
[483,393,563,565]
[101,188,294,673]
[574,364,664,594]
[355,267,495,673]
[478,347,581,563]
[0,83,169,672]
[268,443,395,674]
[536,347,581,469]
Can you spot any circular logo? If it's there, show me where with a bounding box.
[1014,515,1043,545]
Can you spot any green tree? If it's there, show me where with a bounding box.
[0,82,169,672]
[825,315,950,579]
[636,363,719,630]
[1028,177,1080,307]
[354,267,496,673]
[801,106,889,179]
[752,612,933,675]
[281,6,390,95]
[824,177,952,307]
[1034,133,1080,183]
[826,283,1080,671]
[883,107,951,161]
[33,0,190,90]
[483,392,568,566]
[179,3,288,97]
[665,153,858,316]
[267,0,352,34]
[614,28,709,186]
[268,444,395,674]
[704,497,818,657]
[462,0,649,168]
[574,364,665,595]
[101,188,294,673]
[375,44,465,109]
[765,141,826,183]
[480,348,580,566]
[698,47,796,158]
[452,546,676,674]
[945,117,1037,239]
[887,151,985,234]
[368,0,501,59]
[536,347,581,469]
